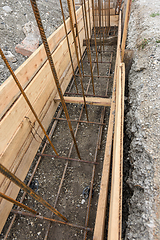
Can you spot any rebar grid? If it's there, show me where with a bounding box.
[1,0,117,239]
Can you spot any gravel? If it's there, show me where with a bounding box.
[124,0,160,239]
[0,0,69,85]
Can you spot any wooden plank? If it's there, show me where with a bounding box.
[54,96,111,107]
[93,10,122,240]
[108,11,122,240]
[94,15,118,26]
[121,0,130,61]
[119,62,125,238]
[108,56,121,240]
[0,5,84,120]
[93,61,116,240]
[83,36,117,46]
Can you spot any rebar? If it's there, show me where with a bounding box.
[30,0,81,159]
[67,0,89,121]
[11,210,93,232]
[0,48,58,156]
[82,0,95,95]
[37,153,99,164]
[59,0,78,93]
[0,163,67,222]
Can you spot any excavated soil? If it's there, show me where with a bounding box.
[123,0,160,239]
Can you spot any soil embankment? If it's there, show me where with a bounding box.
[124,0,160,239]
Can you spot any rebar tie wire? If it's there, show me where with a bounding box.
[30,0,81,159]
[0,48,58,156]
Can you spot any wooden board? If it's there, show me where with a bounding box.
[108,11,123,240]
[54,96,111,106]
[93,10,122,240]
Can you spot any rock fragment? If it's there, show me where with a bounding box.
[2,6,13,13]
[15,21,41,57]
[3,51,17,63]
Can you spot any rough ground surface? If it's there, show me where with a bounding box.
[0,0,69,85]
[124,0,160,239]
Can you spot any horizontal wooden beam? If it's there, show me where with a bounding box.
[83,36,117,46]
[54,96,111,107]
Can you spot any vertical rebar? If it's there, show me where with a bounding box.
[67,0,89,121]
[91,0,99,76]
[88,0,92,38]
[72,0,85,76]
[98,0,102,61]
[59,0,78,93]
[30,0,81,159]
[83,0,95,95]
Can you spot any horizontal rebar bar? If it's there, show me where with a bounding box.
[75,74,112,78]
[37,153,99,165]
[11,210,93,232]
[53,117,106,126]
[65,92,111,98]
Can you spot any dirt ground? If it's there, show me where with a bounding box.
[124,0,160,239]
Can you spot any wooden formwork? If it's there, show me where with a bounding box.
[0,0,131,238]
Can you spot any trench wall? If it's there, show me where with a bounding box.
[124,0,160,239]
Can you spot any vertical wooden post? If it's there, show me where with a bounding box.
[121,0,130,61]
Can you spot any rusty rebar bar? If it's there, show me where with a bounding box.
[52,117,106,126]
[0,163,67,222]
[98,0,102,61]
[0,192,38,215]
[65,92,111,97]
[72,0,85,75]
[75,74,111,78]
[30,0,81,159]
[37,153,99,165]
[67,0,89,121]
[59,0,78,93]
[91,0,99,76]
[11,210,93,232]
[83,0,95,95]
[0,48,58,156]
